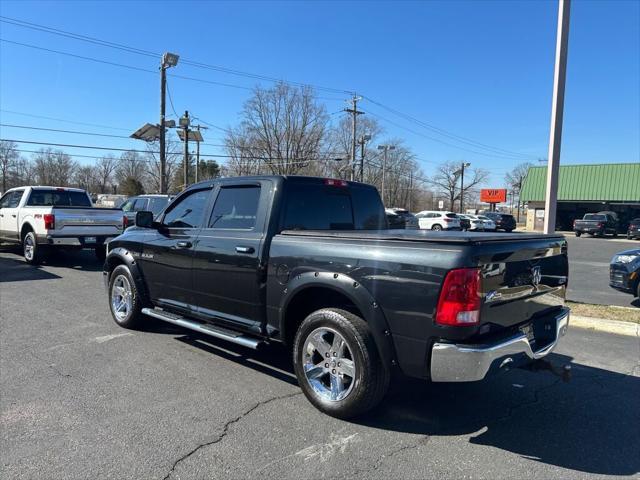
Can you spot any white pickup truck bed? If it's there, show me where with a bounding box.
[0,186,123,264]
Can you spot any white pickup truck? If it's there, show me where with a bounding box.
[0,186,123,264]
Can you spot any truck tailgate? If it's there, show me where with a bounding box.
[52,208,123,236]
[475,237,568,331]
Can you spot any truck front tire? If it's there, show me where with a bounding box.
[108,265,144,329]
[293,308,390,419]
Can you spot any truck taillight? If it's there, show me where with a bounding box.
[435,268,481,326]
[43,213,55,230]
[123,215,129,228]
[598,223,604,228]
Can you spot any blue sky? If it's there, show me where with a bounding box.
[0,0,638,187]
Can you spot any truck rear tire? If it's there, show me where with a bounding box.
[575,231,581,237]
[108,265,144,329]
[23,231,44,265]
[293,308,390,419]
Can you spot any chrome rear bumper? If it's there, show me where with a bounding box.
[430,308,570,382]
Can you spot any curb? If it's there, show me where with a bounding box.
[570,314,639,337]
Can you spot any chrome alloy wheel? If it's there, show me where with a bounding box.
[302,327,356,402]
[24,235,35,261]
[111,274,133,322]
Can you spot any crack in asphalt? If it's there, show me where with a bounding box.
[342,435,431,478]
[162,391,302,480]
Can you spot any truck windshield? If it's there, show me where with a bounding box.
[27,190,92,207]
[283,182,387,230]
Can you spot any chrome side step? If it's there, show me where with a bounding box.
[142,308,263,349]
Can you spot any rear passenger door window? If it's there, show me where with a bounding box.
[208,186,261,230]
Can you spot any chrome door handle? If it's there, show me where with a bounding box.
[176,240,192,249]
[235,246,255,254]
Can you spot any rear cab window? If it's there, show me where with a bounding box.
[27,189,91,207]
[281,180,386,231]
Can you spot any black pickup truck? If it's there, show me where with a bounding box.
[103,176,570,418]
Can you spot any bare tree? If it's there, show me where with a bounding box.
[95,155,118,194]
[144,140,181,193]
[33,148,77,186]
[115,150,147,191]
[505,162,533,221]
[224,82,328,175]
[0,140,20,192]
[431,161,489,212]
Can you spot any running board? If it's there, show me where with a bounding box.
[142,308,263,349]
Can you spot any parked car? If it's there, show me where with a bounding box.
[386,208,419,229]
[476,215,497,231]
[456,214,472,231]
[627,218,640,240]
[104,175,570,418]
[482,212,516,232]
[121,194,172,228]
[573,213,619,237]
[458,214,483,231]
[385,209,406,229]
[609,248,640,301]
[0,186,123,263]
[414,210,461,231]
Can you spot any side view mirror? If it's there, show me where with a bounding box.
[135,210,155,228]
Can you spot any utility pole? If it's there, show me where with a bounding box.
[180,110,190,189]
[544,0,571,234]
[158,52,179,194]
[344,94,363,181]
[377,145,395,206]
[193,124,208,183]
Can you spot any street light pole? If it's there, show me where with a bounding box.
[543,0,571,234]
[159,64,167,194]
[358,134,371,182]
[158,52,179,194]
[459,162,470,213]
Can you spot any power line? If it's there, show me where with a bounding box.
[0,15,539,158]
[363,95,538,160]
[0,109,132,132]
[1,138,351,164]
[0,15,352,96]
[1,37,535,162]
[366,110,531,161]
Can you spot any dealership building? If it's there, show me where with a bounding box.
[520,163,640,231]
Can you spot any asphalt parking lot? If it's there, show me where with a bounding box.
[564,234,639,307]
[1,246,639,480]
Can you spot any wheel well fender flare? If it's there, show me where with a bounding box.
[104,247,149,303]
[279,271,396,368]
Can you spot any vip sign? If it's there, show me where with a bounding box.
[480,189,507,203]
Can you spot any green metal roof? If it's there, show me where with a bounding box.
[520,163,640,202]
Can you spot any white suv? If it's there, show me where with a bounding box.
[415,211,461,231]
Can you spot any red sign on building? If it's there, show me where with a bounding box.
[480,189,507,203]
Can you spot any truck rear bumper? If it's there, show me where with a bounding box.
[430,307,570,382]
[37,234,114,247]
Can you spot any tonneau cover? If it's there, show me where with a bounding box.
[281,229,564,244]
